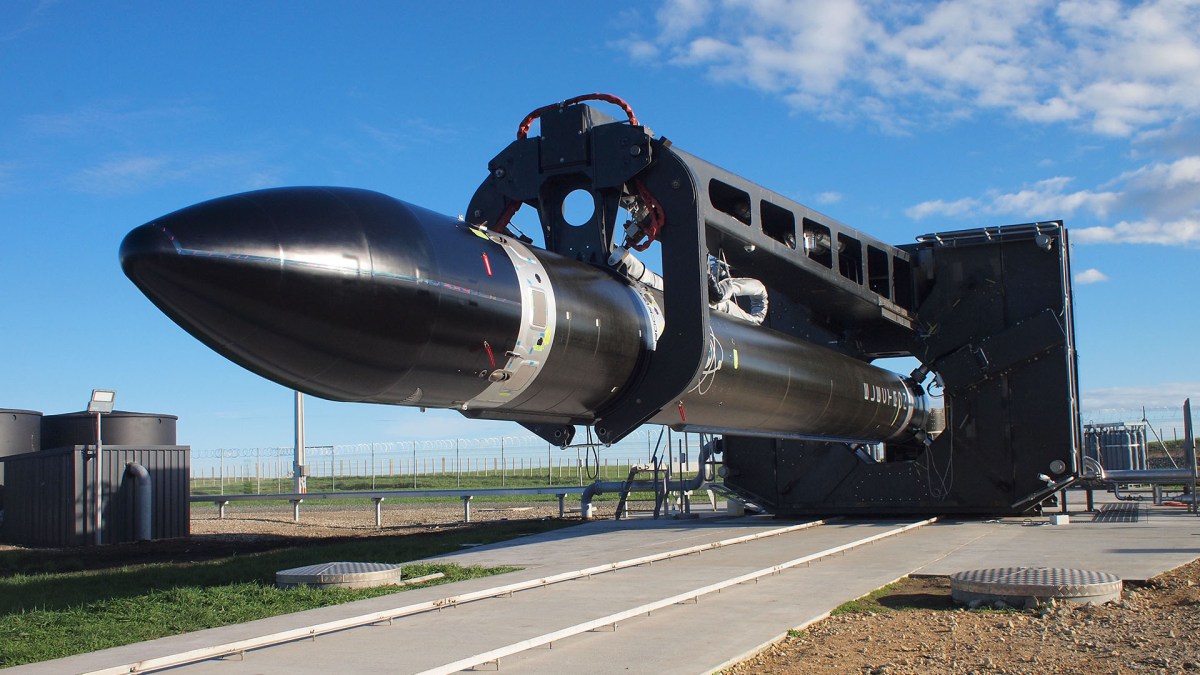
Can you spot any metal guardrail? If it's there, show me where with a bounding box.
[190,486,592,526]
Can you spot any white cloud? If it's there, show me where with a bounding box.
[1081,382,1200,411]
[632,0,1200,137]
[70,156,171,193]
[986,177,1119,220]
[1116,156,1200,219]
[624,39,660,61]
[1073,268,1109,284]
[905,154,1200,246]
[906,197,978,220]
[907,178,1117,221]
[814,191,843,205]
[1071,217,1200,245]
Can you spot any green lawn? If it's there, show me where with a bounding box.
[0,519,576,667]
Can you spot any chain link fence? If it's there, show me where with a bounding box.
[189,429,704,495]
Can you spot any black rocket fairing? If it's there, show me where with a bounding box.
[121,186,927,444]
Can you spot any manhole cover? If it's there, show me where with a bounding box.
[276,561,402,589]
[950,567,1121,606]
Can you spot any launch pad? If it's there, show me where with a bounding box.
[26,490,1198,675]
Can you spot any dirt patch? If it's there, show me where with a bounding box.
[728,562,1200,674]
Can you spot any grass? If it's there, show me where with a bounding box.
[830,580,904,615]
[0,519,576,667]
[830,576,955,616]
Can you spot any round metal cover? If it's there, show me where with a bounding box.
[950,567,1122,606]
[276,561,402,589]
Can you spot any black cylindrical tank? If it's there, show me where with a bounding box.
[41,411,178,449]
[0,409,43,488]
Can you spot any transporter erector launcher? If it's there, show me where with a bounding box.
[121,95,1082,515]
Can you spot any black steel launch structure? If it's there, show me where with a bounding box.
[121,95,1081,516]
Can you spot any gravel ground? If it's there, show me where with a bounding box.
[729,561,1200,674]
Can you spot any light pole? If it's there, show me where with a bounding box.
[294,391,306,494]
[87,389,116,546]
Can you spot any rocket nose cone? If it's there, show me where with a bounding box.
[119,186,521,408]
[119,221,176,278]
[118,187,452,402]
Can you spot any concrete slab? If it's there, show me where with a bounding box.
[917,499,1200,581]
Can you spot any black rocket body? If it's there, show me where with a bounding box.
[121,187,926,443]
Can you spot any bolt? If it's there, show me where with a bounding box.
[473,209,482,218]
[629,146,642,156]
[671,179,681,189]
[493,168,506,179]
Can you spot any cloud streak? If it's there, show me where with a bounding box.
[69,153,279,195]
[24,101,205,138]
[629,0,1200,137]
[905,155,1200,246]
[1081,382,1200,411]
[906,176,1117,221]
[1,0,62,42]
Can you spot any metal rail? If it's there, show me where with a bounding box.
[191,487,592,525]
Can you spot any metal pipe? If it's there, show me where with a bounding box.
[94,412,103,546]
[1185,398,1195,514]
[294,391,306,494]
[581,438,717,520]
[1080,456,1106,481]
[1100,468,1195,484]
[124,462,152,541]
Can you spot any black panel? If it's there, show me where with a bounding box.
[724,222,1080,516]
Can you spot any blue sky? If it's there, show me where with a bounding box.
[2,0,1197,453]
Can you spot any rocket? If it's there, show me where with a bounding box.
[120,185,927,446]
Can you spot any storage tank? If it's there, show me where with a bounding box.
[4,409,189,546]
[41,411,177,449]
[1083,422,1149,471]
[0,409,42,500]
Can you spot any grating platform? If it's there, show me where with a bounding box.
[276,562,402,589]
[1093,501,1141,523]
[950,567,1122,607]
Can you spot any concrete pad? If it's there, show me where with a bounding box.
[14,491,1200,675]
